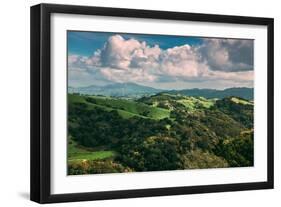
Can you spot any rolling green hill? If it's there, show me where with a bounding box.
[138,93,216,111]
[68,94,170,120]
[67,93,254,175]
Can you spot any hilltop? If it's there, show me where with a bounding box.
[68,94,170,119]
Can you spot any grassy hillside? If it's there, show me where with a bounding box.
[68,94,170,120]
[68,93,254,175]
[68,138,115,163]
[177,96,215,110]
[138,93,215,111]
[230,97,253,105]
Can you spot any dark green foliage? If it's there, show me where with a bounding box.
[116,136,181,171]
[68,101,168,148]
[215,97,254,128]
[68,160,132,175]
[68,93,254,175]
[200,109,244,138]
[182,149,229,169]
[214,131,254,167]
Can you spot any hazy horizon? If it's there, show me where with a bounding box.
[68,81,254,91]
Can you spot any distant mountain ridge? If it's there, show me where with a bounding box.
[68,82,162,98]
[166,87,253,100]
[68,83,253,100]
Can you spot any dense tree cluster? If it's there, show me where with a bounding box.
[68,160,132,175]
[68,94,254,175]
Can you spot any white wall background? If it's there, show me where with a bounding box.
[0,0,279,206]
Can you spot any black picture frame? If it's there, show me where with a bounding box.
[30,3,274,204]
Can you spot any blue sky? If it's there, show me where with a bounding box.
[67,31,254,89]
[68,31,203,56]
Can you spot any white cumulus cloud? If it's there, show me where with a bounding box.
[68,35,254,89]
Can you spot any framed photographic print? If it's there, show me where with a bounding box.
[30,3,274,203]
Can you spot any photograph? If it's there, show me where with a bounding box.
[30,3,273,203]
[67,31,254,175]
